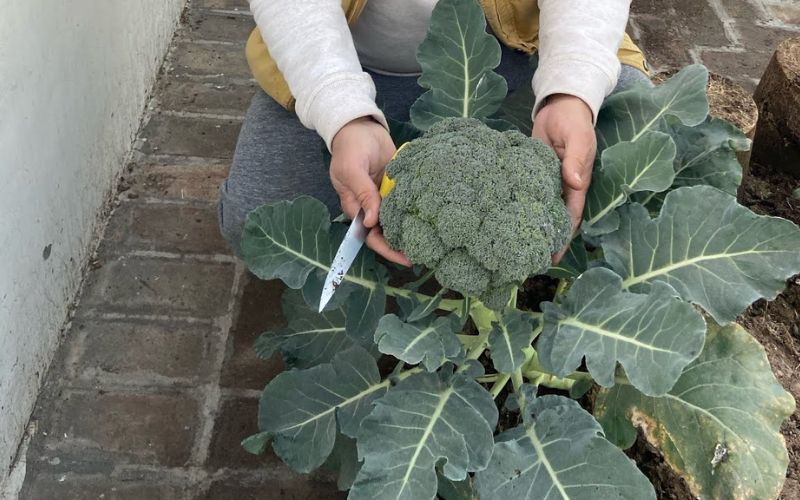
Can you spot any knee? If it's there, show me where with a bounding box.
[217,178,249,257]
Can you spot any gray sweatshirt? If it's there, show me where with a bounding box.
[249,0,631,150]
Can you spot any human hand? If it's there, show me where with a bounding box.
[532,93,596,261]
[330,117,411,266]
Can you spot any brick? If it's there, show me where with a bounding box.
[631,0,730,46]
[701,23,798,91]
[138,114,241,158]
[22,476,191,500]
[72,318,218,384]
[43,391,199,466]
[195,0,249,10]
[101,202,229,255]
[221,275,287,389]
[768,4,800,25]
[127,158,230,202]
[158,80,255,115]
[187,11,255,43]
[202,474,345,500]
[171,41,251,80]
[207,396,282,469]
[81,256,235,318]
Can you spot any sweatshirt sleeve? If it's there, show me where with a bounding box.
[249,0,388,151]
[532,0,631,123]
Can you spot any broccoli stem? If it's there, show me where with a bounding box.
[490,374,511,399]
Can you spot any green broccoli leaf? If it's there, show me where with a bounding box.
[349,367,497,500]
[596,64,709,151]
[595,321,795,500]
[547,235,590,279]
[343,254,389,344]
[254,289,352,369]
[242,196,332,289]
[583,131,677,235]
[437,472,478,500]
[539,267,706,396]
[406,287,446,322]
[374,313,462,371]
[601,185,800,324]
[670,115,748,195]
[320,432,361,491]
[498,83,535,136]
[257,346,388,473]
[488,309,538,374]
[410,0,507,130]
[474,393,655,500]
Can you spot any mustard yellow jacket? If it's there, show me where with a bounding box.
[245,0,647,112]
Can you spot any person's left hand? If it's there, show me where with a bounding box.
[532,93,596,261]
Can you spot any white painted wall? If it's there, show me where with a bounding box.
[0,0,186,480]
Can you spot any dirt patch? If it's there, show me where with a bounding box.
[738,161,800,500]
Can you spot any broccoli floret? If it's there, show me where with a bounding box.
[380,117,572,309]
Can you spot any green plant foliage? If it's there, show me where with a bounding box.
[374,313,463,371]
[601,185,800,324]
[539,267,706,396]
[349,365,497,499]
[595,321,795,499]
[583,131,676,231]
[475,392,655,499]
[487,309,538,374]
[236,1,800,497]
[410,0,507,130]
[257,346,387,472]
[254,290,352,369]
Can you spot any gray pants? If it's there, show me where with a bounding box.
[218,49,649,255]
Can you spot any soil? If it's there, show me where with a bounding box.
[738,161,800,500]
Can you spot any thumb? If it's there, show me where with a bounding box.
[560,133,594,191]
[346,168,382,227]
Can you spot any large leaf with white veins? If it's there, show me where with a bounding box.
[583,131,676,233]
[374,314,463,371]
[596,64,709,150]
[242,196,332,288]
[595,321,795,500]
[350,366,497,500]
[257,346,387,473]
[670,116,748,195]
[488,309,538,374]
[475,393,655,500]
[602,185,800,323]
[255,290,351,369]
[410,0,507,130]
[539,267,706,396]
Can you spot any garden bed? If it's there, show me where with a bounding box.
[739,162,800,500]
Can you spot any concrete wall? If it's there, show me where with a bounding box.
[0,0,186,478]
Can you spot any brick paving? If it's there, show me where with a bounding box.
[15,0,800,499]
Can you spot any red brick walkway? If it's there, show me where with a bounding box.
[16,0,799,498]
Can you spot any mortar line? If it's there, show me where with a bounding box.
[202,8,253,17]
[79,310,217,324]
[122,249,237,263]
[188,259,246,478]
[158,109,246,121]
[706,0,742,46]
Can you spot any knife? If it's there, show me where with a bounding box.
[318,147,404,312]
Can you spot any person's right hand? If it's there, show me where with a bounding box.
[330,117,411,266]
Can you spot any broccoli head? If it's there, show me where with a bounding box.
[380,117,572,309]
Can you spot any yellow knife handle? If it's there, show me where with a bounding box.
[379,142,408,199]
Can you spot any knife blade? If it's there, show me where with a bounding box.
[318,209,369,312]
[317,143,406,312]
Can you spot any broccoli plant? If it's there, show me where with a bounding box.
[238,0,799,498]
